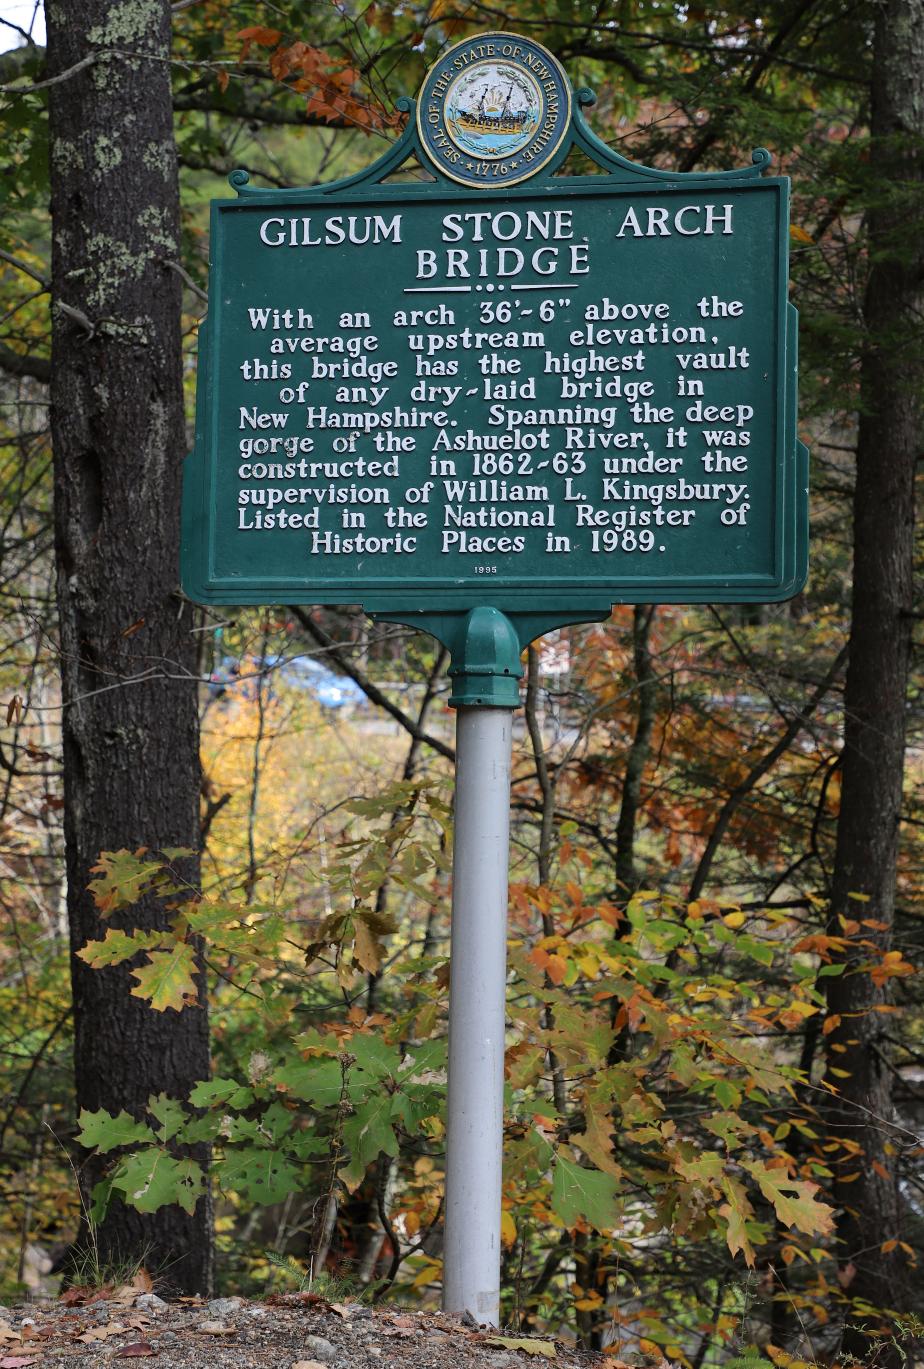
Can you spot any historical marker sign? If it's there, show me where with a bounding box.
[181,35,810,1327]
[181,34,807,617]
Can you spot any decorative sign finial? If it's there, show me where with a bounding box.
[416,33,571,187]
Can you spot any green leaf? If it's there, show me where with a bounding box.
[738,935,774,967]
[350,1032,401,1081]
[147,1093,187,1143]
[129,941,200,1011]
[111,1148,205,1214]
[397,1038,447,1080]
[274,1057,344,1106]
[672,1151,723,1185]
[90,1177,115,1224]
[188,1077,255,1109]
[76,1108,154,1154]
[703,1112,753,1151]
[178,1114,222,1144]
[714,1079,742,1109]
[290,1027,343,1057]
[219,1146,301,1205]
[255,1102,296,1145]
[551,1154,619,1230]
[340,1091,398,1191]
[389,1080,444,1131]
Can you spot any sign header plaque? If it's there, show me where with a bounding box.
[182,37,808,624]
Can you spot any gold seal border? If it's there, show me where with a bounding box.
[415,31,573,189]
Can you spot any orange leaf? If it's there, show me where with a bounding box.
[237,26,282,59]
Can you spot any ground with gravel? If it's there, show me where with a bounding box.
[0,1284,614,1368]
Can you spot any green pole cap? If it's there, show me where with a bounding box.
[447,606,523,709]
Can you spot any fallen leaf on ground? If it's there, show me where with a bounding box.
[1,1357,40,1367]
[291,1361,327,1369]
[487,1336,557,1358]
[61,1285,111,1306]
[113,1269,154,1305]
[195,1321,236,1335]
[0,1326,19,1347]
[78,1321,127,1343]
[116,1344,157,1358]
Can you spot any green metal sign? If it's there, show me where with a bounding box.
[182,35,808,650]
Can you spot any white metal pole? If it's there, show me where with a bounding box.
[442,705,513,1326]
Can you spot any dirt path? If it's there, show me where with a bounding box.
[0,1287,613,1368]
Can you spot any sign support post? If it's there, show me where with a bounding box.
[374,605,609,1324]
[443,701,512,1325]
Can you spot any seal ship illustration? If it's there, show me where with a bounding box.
[455,82,530,135]
[445,62,541,157]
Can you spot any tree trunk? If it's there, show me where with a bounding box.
[46,0,212,1292]
[823,0,923,1354]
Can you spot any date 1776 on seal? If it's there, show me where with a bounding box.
[416,33,571,187]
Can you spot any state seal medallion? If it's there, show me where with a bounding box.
[416,33,571,187]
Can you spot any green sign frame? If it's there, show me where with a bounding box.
[182,73,808,649]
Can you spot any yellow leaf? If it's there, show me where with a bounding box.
[78,1323,127,1344]
[722,911,746,929]
[487,1338,556,1359]
[789,224,813,243]
[500,1210,517,1246]
[352,916,382,974]
[410,1259,442,1289]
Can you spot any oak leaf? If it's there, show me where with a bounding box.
[89,849,166,914]
[130,942,199,1012]
[743,1161,835,1237]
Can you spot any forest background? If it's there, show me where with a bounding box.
[0,0,922,1365]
